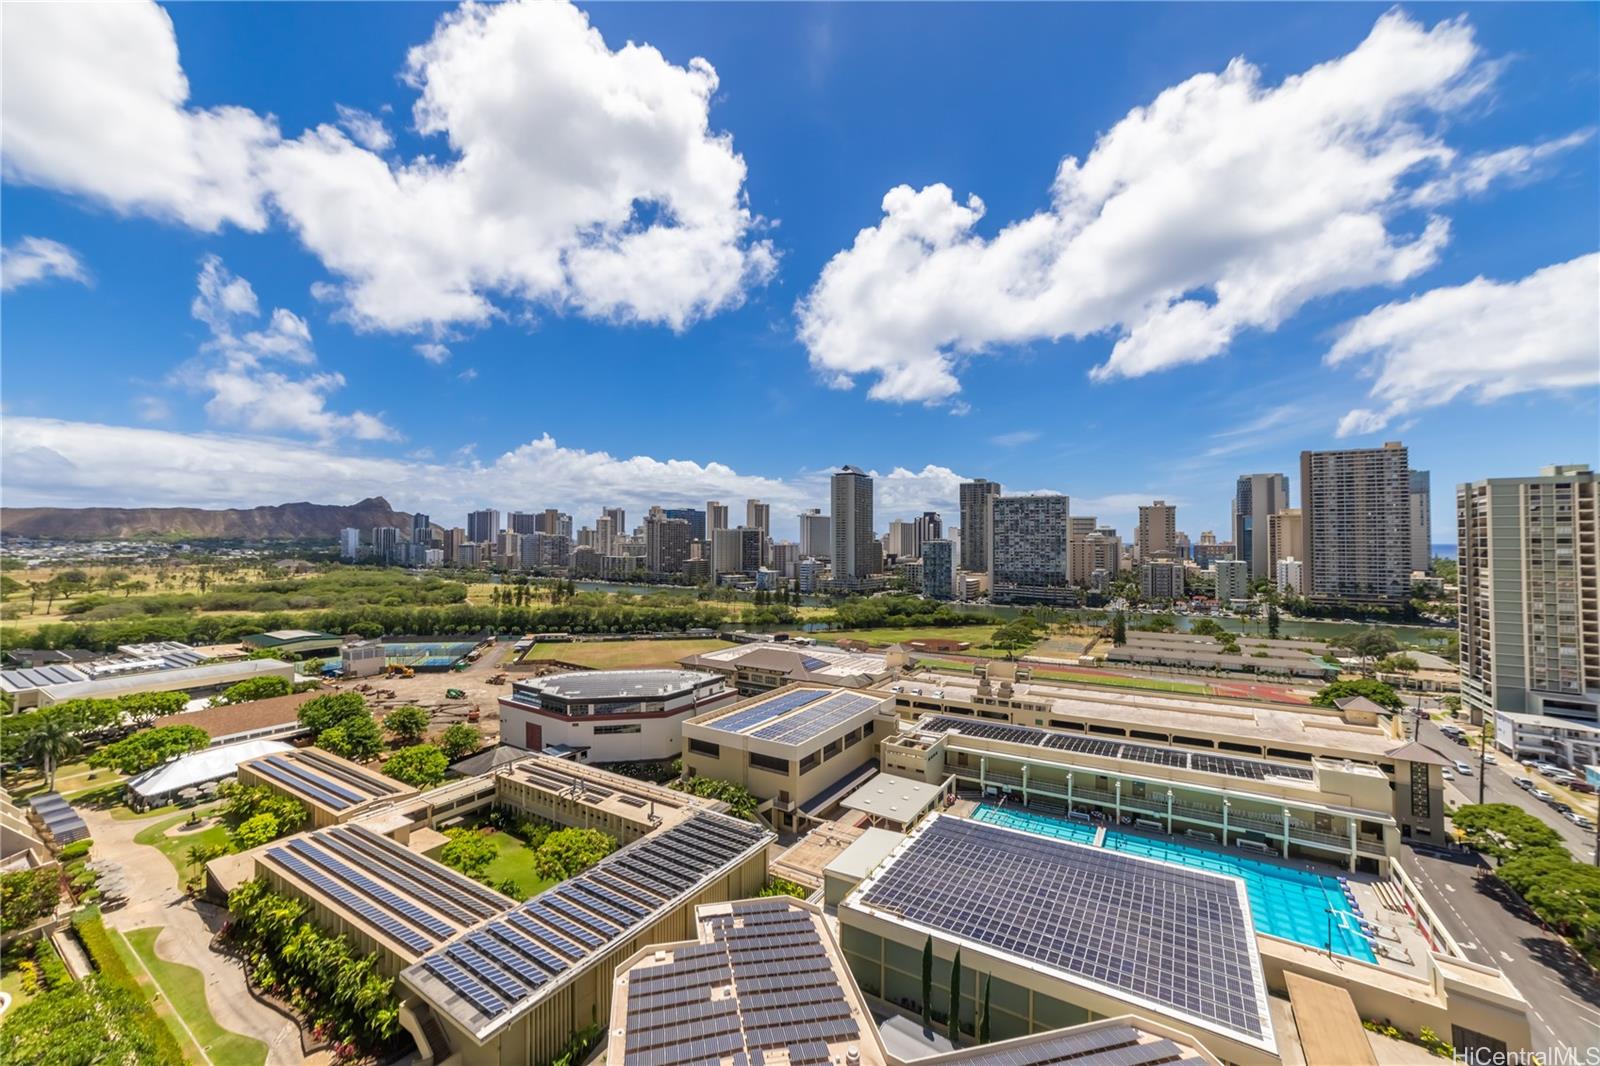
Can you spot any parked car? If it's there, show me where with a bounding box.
[1570,781,1595,794]
[1568,813,1595,829]
[1483,754,1497,765]
[1454,761,1473,775]
[1514,777,1536,791]
[1531,788,1553,803]
[1551,802,1573,815]
[1441,770,1454,781]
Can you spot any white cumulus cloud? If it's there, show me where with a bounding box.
[1,237,90,292]
[2,0,773,336]
[1328,254,1600,437]
[796,11,1578,404]
[182,256,399,442]
[0,1,277,231]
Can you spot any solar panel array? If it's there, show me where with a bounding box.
[263,824,514,957]
[622,900,860,1066]
[403,812,770,1032]
[935,1022,1204,1066]
[854,816,1266,1041]
[920,716,1315,782]
[747,691,882,745]
[706,689,827,735]
[247,749,403,810]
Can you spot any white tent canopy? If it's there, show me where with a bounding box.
[126,738,293,803]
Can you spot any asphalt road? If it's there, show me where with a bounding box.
[1404,844,1600,1055]
[1417,719,1598,862]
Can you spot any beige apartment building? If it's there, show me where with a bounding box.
[1459,464,1600,741]
[1137,500,1178,560]
[1299,443,1412,605]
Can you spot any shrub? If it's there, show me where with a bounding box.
[532,828,616,881]
[57,839,92,861]
[440,828,498,880]
[672,776,760,820]
[1,867,60,932]
[757,876,811,899]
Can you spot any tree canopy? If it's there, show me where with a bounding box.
[439,723,482,761]
[89,724,210,775]
[319,712,383,762]
[297,691,369,735]
[673,776,760,820]
[382,744,448,788]
[384,705,430,744]
[1312,678,1403,712]
[214,675,293,705]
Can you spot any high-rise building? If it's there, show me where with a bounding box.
[831,466,875,588]
[797,557,826,594]
[922,539,955,600]
[745,500,770,537]
[1192,541,1236,569]
[959,479,1002,575]
[507,511,539,535]
[1300,442,1412,604]
[769,541,798,580]
[602,508,627,538]
[1409,469,1432,573]
[1275,557,1304,596]
[1137,501,1178,560]
[887,520,921,560]
[372,525,401,565]
[1174,532,1192,561]
[644,508,691,575]
[1214,559,1251,604]
[798,509,831,560]
[410,512,432,545]
[1067,516,1098,585]
[467,509,500,544]
[339,527,362,560]
[533,509,572,540]
[915,511,943,547]
[706,501,729,537]
[989,494,1072,604]
[1459,464,1599,729]
[1139,561,1186,602]
[595,515,616,557]
[664,508,706,542]
[1233,473,1290,583]
[1268,508,1303,581]
[711,527,744,578]
[443,527,466,564]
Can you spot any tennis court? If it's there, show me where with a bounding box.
[382,641,479,671]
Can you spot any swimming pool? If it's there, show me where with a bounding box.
[972,805,1376,963]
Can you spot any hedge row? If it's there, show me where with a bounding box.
[71,909,188,1065]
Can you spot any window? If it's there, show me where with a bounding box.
[823,740,842,760]
[688,738,721,758]
[593,723,642,735]
[799,752,820,773]
[1409,761,1430,820]
[1088,724,1125,736]
[750,751,790,773]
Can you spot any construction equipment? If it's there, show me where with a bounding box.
[386,664,415,679]
[468,707,481,723]
[445,688,466,700]
[487,673,507,685]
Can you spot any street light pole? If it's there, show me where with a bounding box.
[1478,715,1487,806]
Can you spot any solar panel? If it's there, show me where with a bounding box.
[506,910,587,959]
[707,689,828,735]
[316,835,479,925]
[748,692,878,745]
[287,840,455,940]
[568,879,649,919]
[260,755,365,805]
[482,923,568,977]
[423,956,506,1019]
[853,817,1266,1041]
[550,888,630,931]
[341,825,510,912]
[325,829,505,920]
[268,849,433,953]
[250,760,352,811]
[926,715,1314,783]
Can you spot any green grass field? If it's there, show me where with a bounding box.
[524,638,733,670]
[480,829,558,900]
[132,809,230,880]
[105,927,208,1064]
[124,928,268,1066]
[918,658,1209,695]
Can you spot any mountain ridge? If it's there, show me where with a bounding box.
[0,497,414,541]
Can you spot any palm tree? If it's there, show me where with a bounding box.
[22,716,81,792]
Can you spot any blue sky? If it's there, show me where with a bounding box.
[2,2,1596,541]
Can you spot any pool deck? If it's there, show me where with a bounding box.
[952,799,1433,978]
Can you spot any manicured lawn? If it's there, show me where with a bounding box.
[525,638,733,670]
[7,760,125,801]
[133,808,230,880]
[0,958,38,1015]
[124,928,268,1066]
[480,829,558,900]
[106,928,208,1064]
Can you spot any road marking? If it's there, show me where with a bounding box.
[1443,883,1455,893]
[1500,950,1514,963]
[1557,996,1600,1024]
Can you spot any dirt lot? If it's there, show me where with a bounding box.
[320,639,527,738]
[519,638,734,670]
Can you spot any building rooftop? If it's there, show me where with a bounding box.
[888,672,1403,759]
[242,629,341,647]
[127,738,294,801]
[839,772,946,824]
[31,657,295,704]
[401,811,772,1040]
[845,814,1275,1053]
[694,687,886,744]
[241,746,412,815]
[161,690,314,742]
[681,642,892,685]
[515,669,719,701]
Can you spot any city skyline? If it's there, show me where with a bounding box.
[1,2,1596,539]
